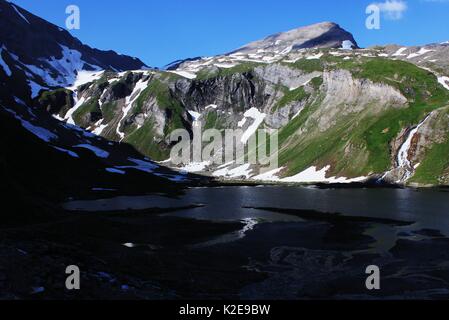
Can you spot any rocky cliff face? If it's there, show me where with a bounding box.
[2,2,449,186]
[47,47,449,186]
[230,22,358,55]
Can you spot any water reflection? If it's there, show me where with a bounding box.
[64,186,449,235]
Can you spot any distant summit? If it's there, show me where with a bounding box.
[0,0,148,91]
[230,22,358,55]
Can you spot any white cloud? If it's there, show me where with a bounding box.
[372,0,408,20]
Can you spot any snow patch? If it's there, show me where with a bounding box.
[215,62,237,69]
[4,107,58,142]
[393,47,408,57]
[27,80,47,99]
[306,53,323,60]
[168,70,197,79]
[21,120,57,142]
[53,146,79,158]
[282,166,367,184]
[67,70,104,91]
[289,79,311,91]
[179,161,210,173]
[0,46,12,76]
[64,96,86,125]
[116,79,149,140]
[438,76,449,91]
[92,122,108,136]
[106,168,126,175]
[19,45,101,89]
[292,106,305,119]
[407,48,433,59]
[74,144,110,158]
[11,3,30,24]
[115,158,159,173]
[252,167,283,181]
[205,104,218,110]
[341,40,355,50]
[188,110,202,121]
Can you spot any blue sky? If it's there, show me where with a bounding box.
[12,0,449,67]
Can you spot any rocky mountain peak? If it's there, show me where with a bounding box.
[0,0,148,84]
[229,22,358,55]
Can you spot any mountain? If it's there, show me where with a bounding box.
[230,22,359,55]
[165,22,358,71]
[1,1,449,188]
[169,22,358,73]
[43,38,449,186]
[0,0,204,217]
[0,0,147,71]
[0,0,148,104]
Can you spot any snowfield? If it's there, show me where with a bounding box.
[282,166,367,184]
[20,119,58,142]
[212,163,367,184]
[252,167,284,181]
[67,70,104,91]
[4,107,58,142]
[407,48,433,59]
[168,70,197,79]
[179,161,210,173]
[0,46,12,76]
[27,80,47,99]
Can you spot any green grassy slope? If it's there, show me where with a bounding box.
[277,57,449,178]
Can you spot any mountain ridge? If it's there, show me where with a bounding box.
[164,22,358,71]
[229,22,359,55]
[1,1,449,187]
[0,0,149,103]
[0,0,148,70]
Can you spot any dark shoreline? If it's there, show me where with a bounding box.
[3,195,449,299]
[0,205,253,299]
[2,179,449,300]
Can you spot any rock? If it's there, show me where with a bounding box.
[230,22,359,55]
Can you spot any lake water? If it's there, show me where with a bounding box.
[65,186,449,236]
[63,186,449,299]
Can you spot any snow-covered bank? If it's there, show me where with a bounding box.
[210,163,368,185]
